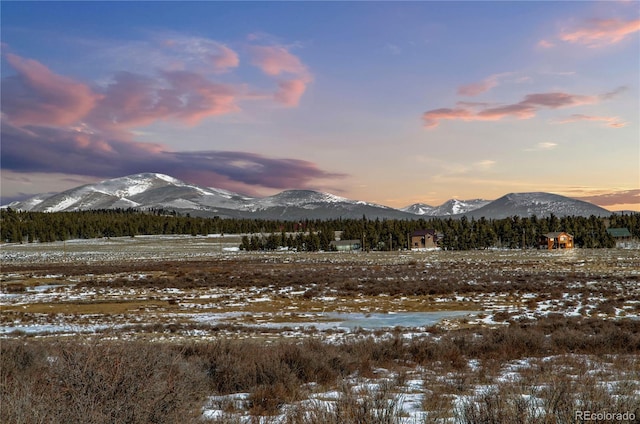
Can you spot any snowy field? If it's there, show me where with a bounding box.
[1,236,639,422]
[2,235,639,338]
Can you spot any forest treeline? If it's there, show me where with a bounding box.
[1,208,638,250]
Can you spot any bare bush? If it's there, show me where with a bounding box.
[1,340,206,424]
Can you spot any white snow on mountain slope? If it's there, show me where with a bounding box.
[5,173,252,213]
[2,174,611,219]
[466,192,610,219]
[402,199,490,216]
[241,190,391,212]
[44,195,83,213]
[400,203,435,215]
[437,199,491,216]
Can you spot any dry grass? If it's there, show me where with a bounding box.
[2,315,639,423]
[4,249,638,335]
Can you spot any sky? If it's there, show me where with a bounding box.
[1,1,639,211]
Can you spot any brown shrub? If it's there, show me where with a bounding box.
[1,340,206,424]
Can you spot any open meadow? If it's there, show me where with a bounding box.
[2,235,639,423]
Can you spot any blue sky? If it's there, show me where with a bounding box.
[1,1,638,210]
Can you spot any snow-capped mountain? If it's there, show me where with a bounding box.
[465,192,610,219]
[6,173,255,214]
[402,199,490,216]
[3,174,612,220]
[4,173,417,220]
[400,203,435,215]
[239,190,413,220]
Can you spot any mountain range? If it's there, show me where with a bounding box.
[3,173,612,220]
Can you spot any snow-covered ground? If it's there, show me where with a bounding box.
[2,238,639,338]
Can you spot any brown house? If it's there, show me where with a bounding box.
[410,229,439,249]
[539,232,574,250]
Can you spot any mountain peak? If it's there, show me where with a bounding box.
[2,174,611,220]
[402,198,490,216]
[466,192,610,219]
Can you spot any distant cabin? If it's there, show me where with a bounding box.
[410,229,439,249]
[539,232,574,250]
[606,227,634,248]
[330,239,361,252]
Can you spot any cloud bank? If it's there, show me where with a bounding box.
[1,121,344,195]
[576,189,640,207]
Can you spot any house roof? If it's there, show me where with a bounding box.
[543,232,573,238]
[412,229,436,236]
[607,228,632,237]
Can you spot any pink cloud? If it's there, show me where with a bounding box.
[3,43,314,134]
[162,71,239,124]
[422,108,475,128]
[600,86,627,100]
[211,44,240,72]
[576,189,640,207]
[560,18,640,47]
[1,46,335,194]
[477,103,536,120]
[86,70,239,131]
[2,52,241,133]
[249,45,308,77]
[521,92,597,108]
[457,77,499,97]
[537,39,555,48]
[249,44,313,106]
[1,53,101,126]
[457,72,519,97]
[557,114,627,128]
[162,37,239,73]
[274,79,308,107]
[423,91,605,128]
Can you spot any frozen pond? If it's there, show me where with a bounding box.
[194,311,480,331]
[0,311,480,337]
[327,311,477,329]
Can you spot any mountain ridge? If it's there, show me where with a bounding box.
[3,173,612,220]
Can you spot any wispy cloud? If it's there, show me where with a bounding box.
[560,18,640,47]
[91,34,241,77]
[537,39,555,49]
[1,53,101,126]
[86,70,240,131]
[556,114,627,128]
[248,44,313,107]
[458,74,502,97]
[249,45,309,77]
[384,42,401,55]
[474,160,496,170]
[423,91,602,128]
[525,142,558,152]
[274,79,309,107]
[576,189,640,207]
[457,78,499,97]
[161,36,239,73]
